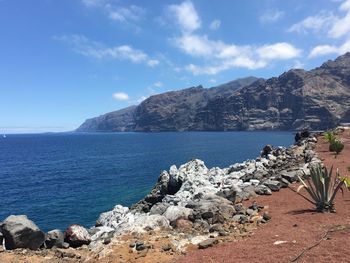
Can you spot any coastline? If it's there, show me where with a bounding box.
[0,130,323,262]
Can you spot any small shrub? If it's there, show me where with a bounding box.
[324,131,336,143]
[296,164,346,212]
[330,139,344,157]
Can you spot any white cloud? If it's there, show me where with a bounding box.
[289,0,350,38]
[167,2,301,75]
[147,59,160,67]
[260,10,284,23]
[112,92,129,101]
[168,1,201,33]
[328,2,350,38]
[288,12,337,34]
[175,34,214,57]
[209,19,221,30]
[257,43,302,60]
[82,0,145,26]
[154,81,163,88]
[55,34,158,66]
[107,5,145,23]
[174,34,300,74]
[308,39,350,57]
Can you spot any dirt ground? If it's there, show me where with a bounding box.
[178,128,350,263]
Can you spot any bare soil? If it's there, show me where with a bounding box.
[178,129,350,263]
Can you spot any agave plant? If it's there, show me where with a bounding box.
[296,164,346,212]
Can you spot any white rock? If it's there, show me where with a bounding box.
[163,206,193,222]
[267,154,277,161]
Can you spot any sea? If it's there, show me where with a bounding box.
[0,132,293,232]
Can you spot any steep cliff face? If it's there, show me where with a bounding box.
[76,106,137,132]
[77,53,350,132]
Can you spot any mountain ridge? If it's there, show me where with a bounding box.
[77,53,350,132]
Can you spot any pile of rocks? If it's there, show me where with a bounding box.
[0,215,92,251]
[0,133,321,253]
[90,134,320,248]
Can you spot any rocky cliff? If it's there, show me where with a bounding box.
[77,53,350,132]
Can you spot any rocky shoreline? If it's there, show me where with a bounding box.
[0,131,322,261]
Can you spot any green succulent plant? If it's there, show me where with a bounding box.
[296,164,347,212]
[324,131,336,143]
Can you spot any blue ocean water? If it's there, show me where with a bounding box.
[0,132,293,232]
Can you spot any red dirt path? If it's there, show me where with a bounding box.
[178,129,350,263]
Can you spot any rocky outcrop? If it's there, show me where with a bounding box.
[0,215,45,250]
[90,133,321,248]
[76,105,137,132]
[77,53,350,132]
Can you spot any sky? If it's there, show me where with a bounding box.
[1,0,350,133]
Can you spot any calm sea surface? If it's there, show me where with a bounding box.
[0,132,293,231]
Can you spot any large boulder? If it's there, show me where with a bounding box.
[163,206,193,223]
[0,215,45,250]
[45,229,64,249]
[96,205,131,228]
[64,224,91,248]
[187,194,235,224]
[149,202,170,215]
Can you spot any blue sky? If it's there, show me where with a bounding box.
[1,0,350,133]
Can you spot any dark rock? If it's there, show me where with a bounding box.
[262,212,271,221]
[254,185,272,195]
[279,177,290,188]
[234,203,246,215]
[281,170,299,183]
[162,243,173,252]
[135,242,146,251]
[232,214,249,224]
[209,224,223,233]
[261,145,273,158]
[64,224,91,248]
[248,202,260,211]
[198,239,218,249]
[201,211,214,219]
[216,188,237,202]
[263,180,282,191]
[45,229,64,249]
[1,215,45,250]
